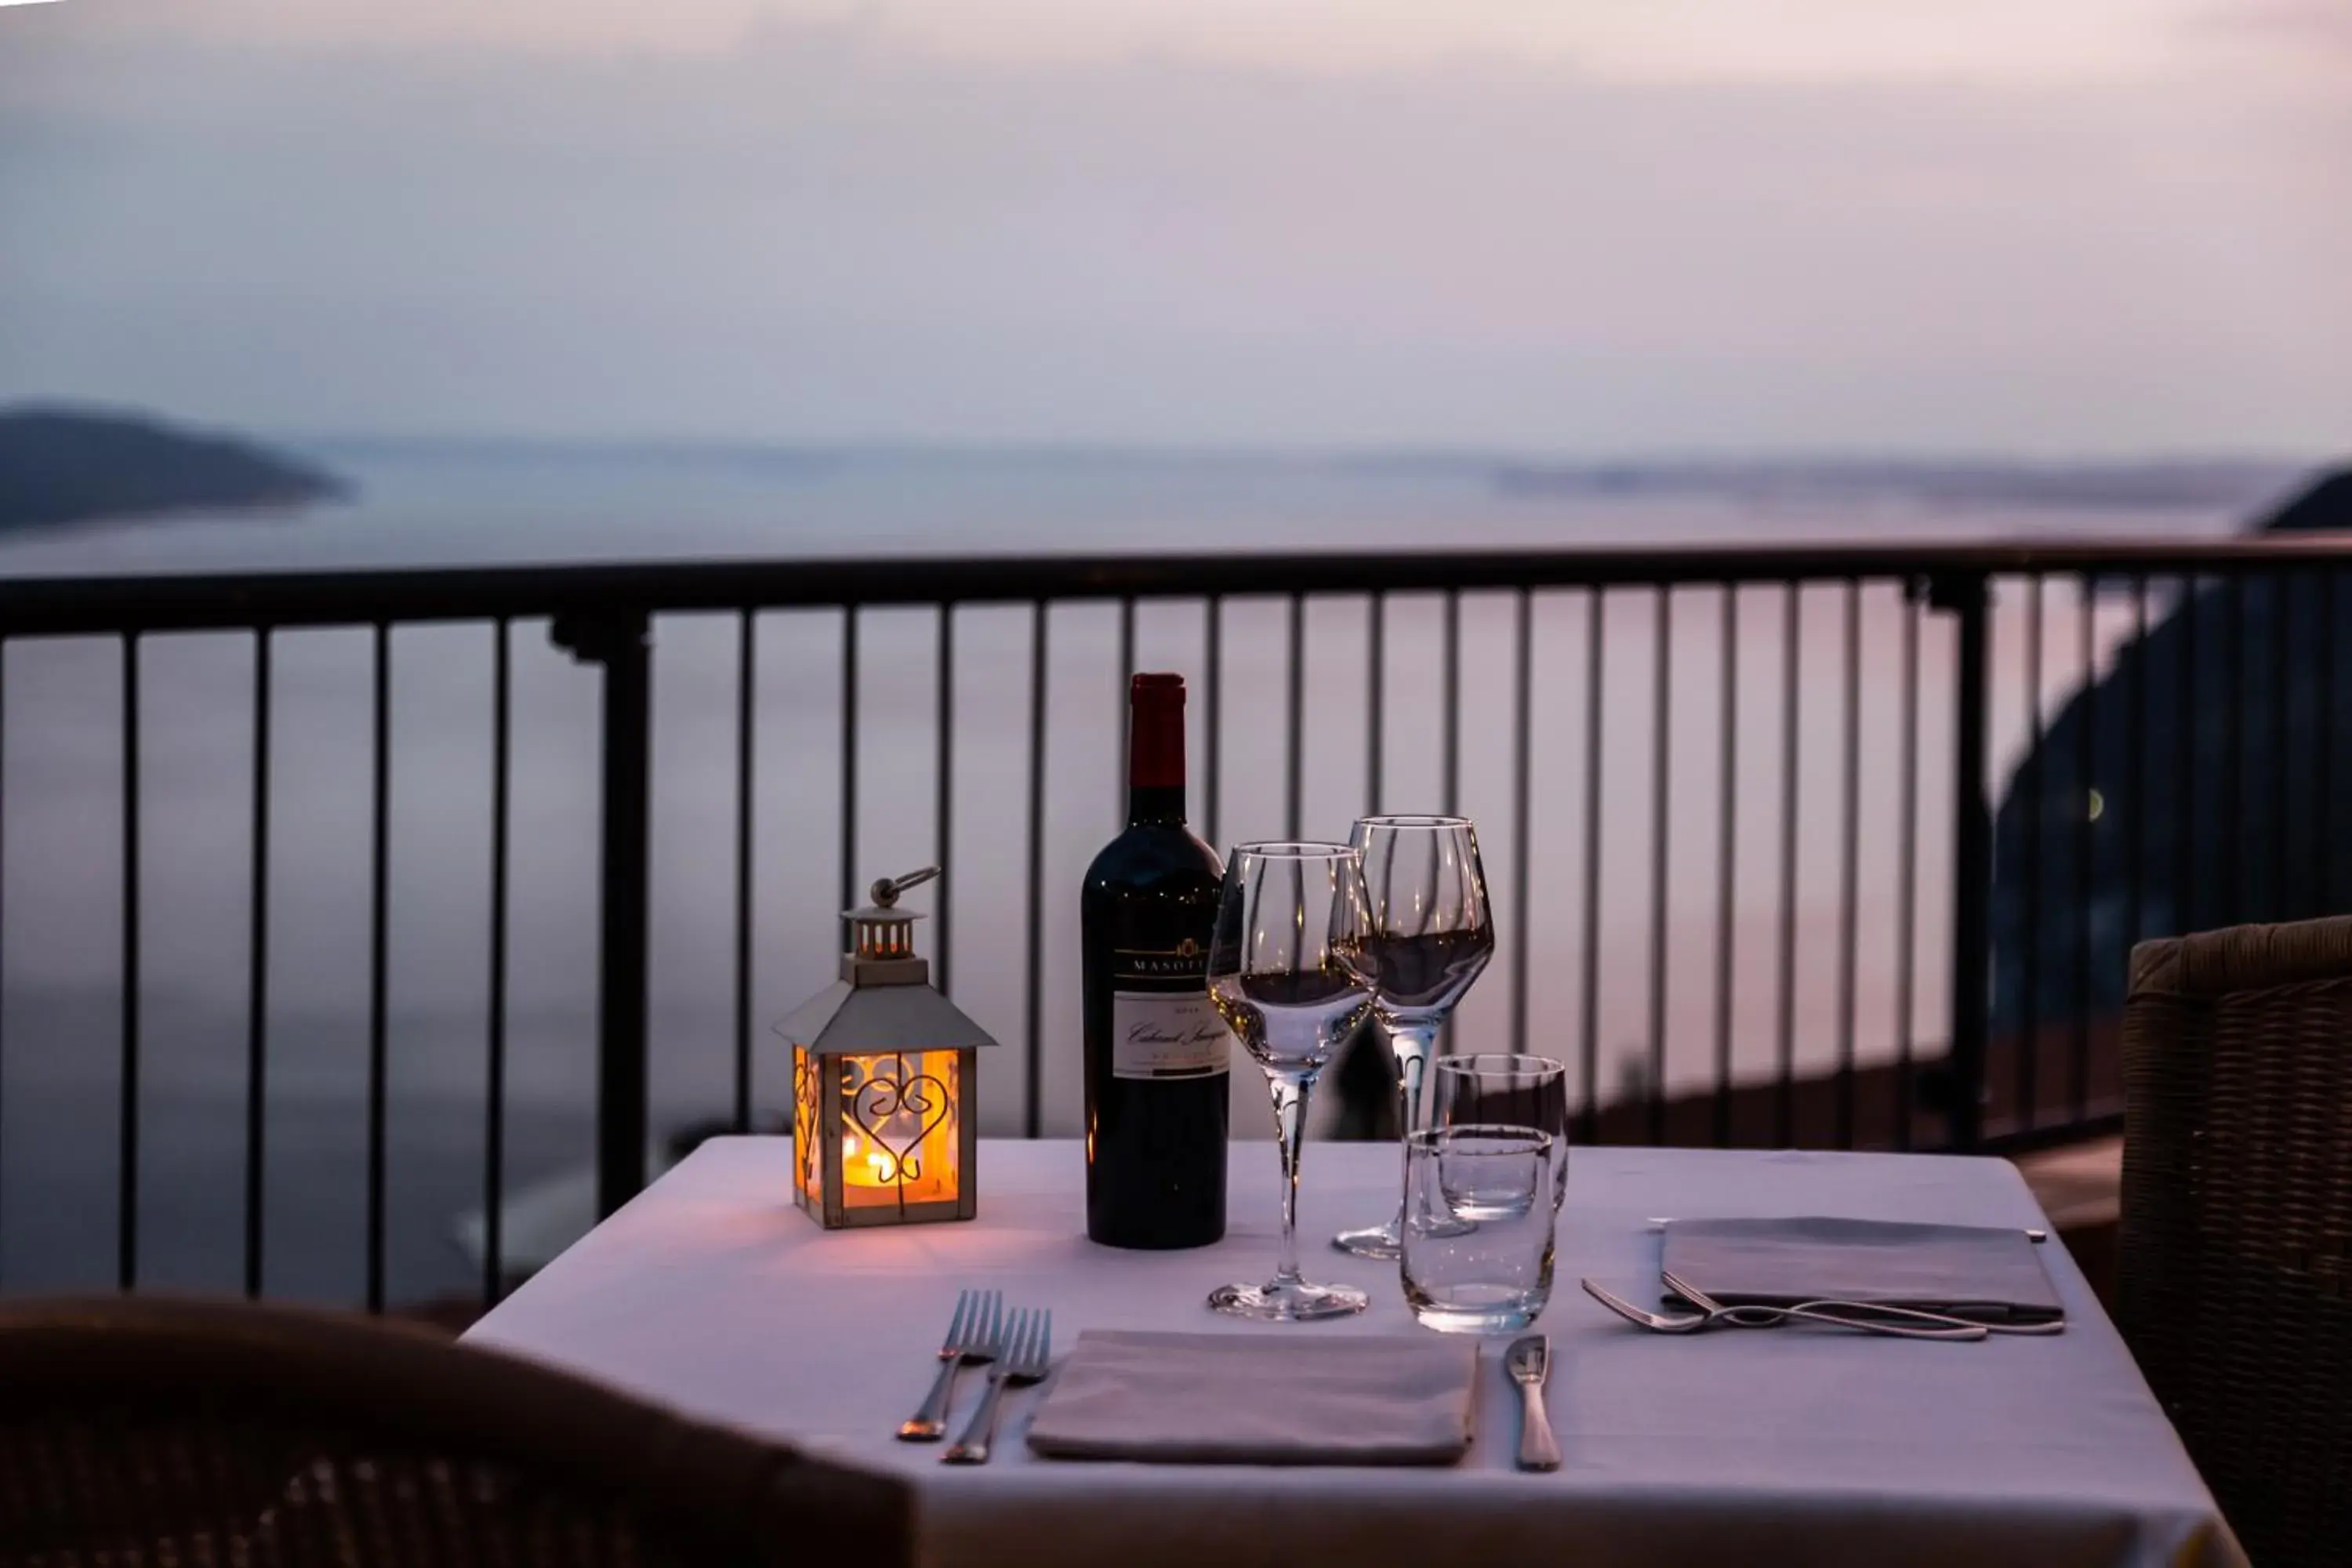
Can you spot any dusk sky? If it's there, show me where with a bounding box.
[2,0,2346,452]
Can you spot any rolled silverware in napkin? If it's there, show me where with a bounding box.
[1025,1330,1478,1465]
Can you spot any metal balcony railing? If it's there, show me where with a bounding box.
[2,536,2347,1311]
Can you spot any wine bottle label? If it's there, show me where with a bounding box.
[1109,992,1231,1080]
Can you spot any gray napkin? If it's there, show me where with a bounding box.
[1661,1217,2065,1324]
[1025,1330,1479,1465]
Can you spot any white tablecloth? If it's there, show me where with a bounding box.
[466,1138,2241,1568]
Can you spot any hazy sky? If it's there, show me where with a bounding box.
[2,0,2347,452]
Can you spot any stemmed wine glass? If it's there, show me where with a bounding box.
[1205,841,1377,1321]
[1331,815,1496,1261]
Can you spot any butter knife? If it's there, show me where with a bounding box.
[1504,1334,1562,1472]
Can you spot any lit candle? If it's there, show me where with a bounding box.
[842,1129,906,1188]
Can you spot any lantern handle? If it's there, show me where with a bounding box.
[869,866,942,908]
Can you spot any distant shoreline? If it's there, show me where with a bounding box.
[1490,459,2303,516]
[305,432,2309,516]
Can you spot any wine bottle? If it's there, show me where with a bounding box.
[1082,672,1229,1248]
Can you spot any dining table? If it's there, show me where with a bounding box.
[464,1136,2243,1568]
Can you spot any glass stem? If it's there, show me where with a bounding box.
[1388,1022,1442,1136]
[1385,1022,1442,1224]
[1269,1069,1313,1285]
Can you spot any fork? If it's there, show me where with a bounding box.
[1581,1277,1987,1341]
[942,1308,1053,1465]
[898,1288,1002,1441]
[1662,1268,2064,1338]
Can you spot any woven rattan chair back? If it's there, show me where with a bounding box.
[2123,920,2352,1567]
[0,1294,913,1568]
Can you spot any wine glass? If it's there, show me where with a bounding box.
[1205,841,1377,1321]
[1331,815,1496,1261]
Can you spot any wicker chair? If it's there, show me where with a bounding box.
[0,1294,913,1568]
[2122,919,2352,1567]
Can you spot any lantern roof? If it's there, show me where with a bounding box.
[773,864,1000,1054]
[774,977,999,1055]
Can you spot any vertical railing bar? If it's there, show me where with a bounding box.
[1711,585,1737,1149]
[1576,590,1604,1143]
[118,633,141,1291]
[1118,597,1136,822]
[732,610,757,1131]
[1286,593,1305,839]
[2321,569,2336,912]
[1834,579,1860,1151]
[0,640,6,1272]
[1023,601,1048,1138]
[1773,583,1799,1149]
[365,622,390,1313]
[1203,597,1222,849]
[2270,570,2289,913]
[2220,575,2245,924]
[566,611,652,1223]
[2125,576,2147,954]
[483,618,511,1308]
[840,607,859,915]
[1944,575,1992,1152]
[243,630,273,1298]
[2071,581,2095,1124]
[1509,588,1532,1054]
[1442,590,1461,815]
[1892,586,1922,1152]
[1367,592,1385,817]
[1645,586,1671,1145]
[2016,575,2042,1139]
[2176,579,2199,934]
[935,605,955,994]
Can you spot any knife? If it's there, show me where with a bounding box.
[1504,1334,1562,1472]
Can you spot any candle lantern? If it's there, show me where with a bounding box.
[776,866,995,1228]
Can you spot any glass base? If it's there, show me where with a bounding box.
[1406,1302,1541,1334]
[1331,1215,1403,1261]
[1208,1276,1370,1322]
[1404,1283,1548,1335]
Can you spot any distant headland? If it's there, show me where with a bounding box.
[0,406,347,533]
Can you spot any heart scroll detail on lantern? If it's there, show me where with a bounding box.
[844,1056,954,1185]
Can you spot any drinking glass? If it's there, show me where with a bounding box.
[1400,1125,1558,1334]
[1433,1054,1570,1211]
[1332,815,1496,1260]
[1206,841,1377,1321]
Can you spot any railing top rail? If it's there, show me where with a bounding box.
[2,535,2349,635]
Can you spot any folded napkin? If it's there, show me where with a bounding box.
[1025,1330,1479,1465]
[1661,1216,2065,1324]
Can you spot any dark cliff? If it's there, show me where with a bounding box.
[1990,464,2352,1037]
